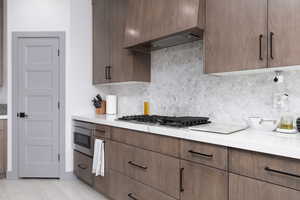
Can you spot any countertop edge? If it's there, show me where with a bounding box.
[0,115,8,120]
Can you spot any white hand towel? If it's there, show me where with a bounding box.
[92,139,105,177]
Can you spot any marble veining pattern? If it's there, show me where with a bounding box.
[98,41,300,124]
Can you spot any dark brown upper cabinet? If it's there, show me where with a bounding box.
[92,0,150,85]
[124,0,205,52]
[268,0,300,68]
[205,0,300,73]
[93,0,111,84]
[205,0,268,73]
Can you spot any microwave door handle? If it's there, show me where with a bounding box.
[74,130,91,137]
[74,126,93,136]
[91,129,95,154]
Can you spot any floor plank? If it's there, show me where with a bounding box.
[0,179,109,200]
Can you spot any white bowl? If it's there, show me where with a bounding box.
[247,117,278,131]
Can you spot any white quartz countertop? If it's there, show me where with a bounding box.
[72,114,300,160]
[0,115,7,120]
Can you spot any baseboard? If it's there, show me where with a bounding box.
[6,171,18,180]
[60,172,76,180]
[6,171,75,180]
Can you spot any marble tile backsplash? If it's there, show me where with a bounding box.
[99,41,300,124]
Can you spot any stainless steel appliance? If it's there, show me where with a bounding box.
[118,115,210,127]
[73,120,96,156]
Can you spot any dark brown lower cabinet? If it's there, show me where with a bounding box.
[93,137,110,195]
[108,141,180,198]
[109,169,176,200]
[229,149,300,191]
[94,173,109,195]
[0,120,7,179]
[229,173,300,200]
[180,160,228,200]
[74,151,94,186]
[72,123,300,200]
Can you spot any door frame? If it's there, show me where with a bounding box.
[11,32,66,179]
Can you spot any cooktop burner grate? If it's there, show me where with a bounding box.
[118,115,210,127]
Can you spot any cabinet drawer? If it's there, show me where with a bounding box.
[109,141,180,198]
[94,124,111,139]
[111,127,180,157]
[229,149,300,190]
[180,140,228,170]
[229,173,300,200]
[109,170,176,200]
[74,151,93,186]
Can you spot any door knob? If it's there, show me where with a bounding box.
[17,112,28,118]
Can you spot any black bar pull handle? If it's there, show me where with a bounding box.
[188,150,213,159]
[105,66,108,80]
[265,167,300,178]
[128,161,148,170]
[78,164,88,170]
[180,168,184,192]
[270,32,274,60]
[128,193,138,200]
[259,34,263,60]
[109,66,112,80]
[107,66,112,80]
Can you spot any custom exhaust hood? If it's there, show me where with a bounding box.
[124,0,205,53]
[128,30,203,53]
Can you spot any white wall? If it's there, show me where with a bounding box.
[68,0,103,171]
[6,0,101,172]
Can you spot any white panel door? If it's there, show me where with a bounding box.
[17,37,60,178]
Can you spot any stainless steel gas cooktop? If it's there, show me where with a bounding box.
[118,115,211,128]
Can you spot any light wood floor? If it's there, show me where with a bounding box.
[0,179,109,200]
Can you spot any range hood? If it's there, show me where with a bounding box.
[128,29,203,53]
[124,0,205,53]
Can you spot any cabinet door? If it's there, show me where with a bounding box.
[110,0,130,83]
[93,0,111,84]
[124,0,143,47]
[205,0,268,73]
[268,0,300,67]
[177,0,204,31]
[229,173,300,200]
[110,0,151,83]
[151,0,179,40]
[124,0,153,47]
[180,160,228,200]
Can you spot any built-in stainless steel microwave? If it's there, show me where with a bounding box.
[73,121,95,157]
